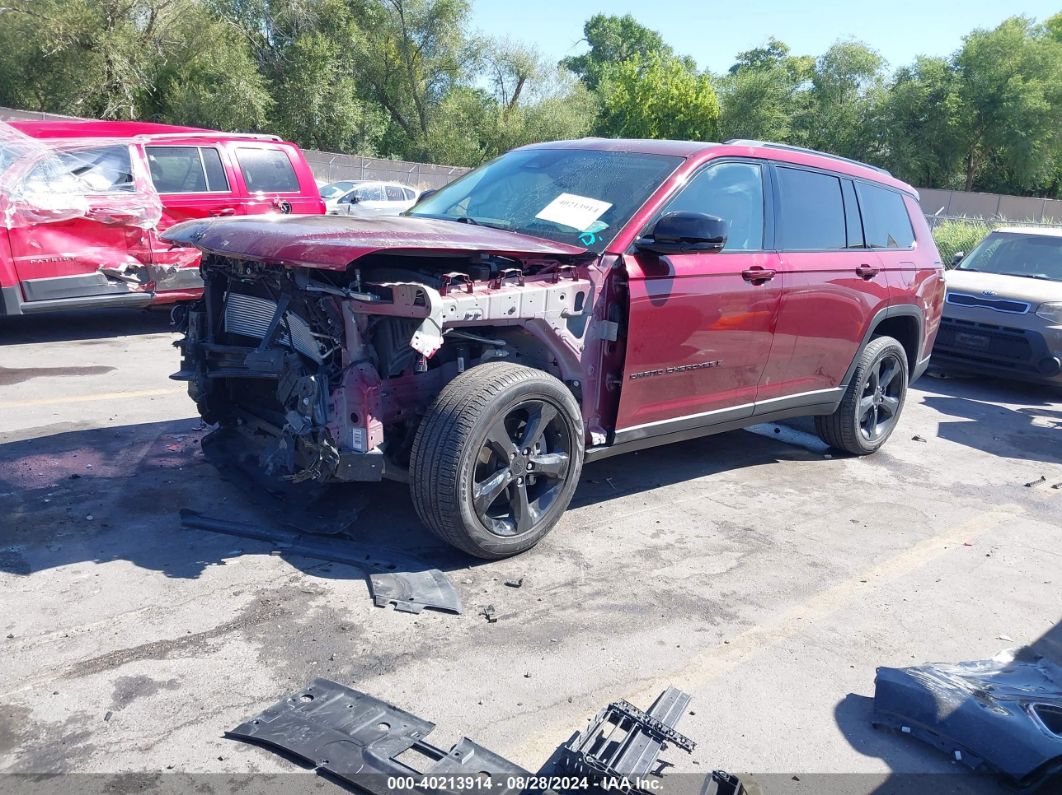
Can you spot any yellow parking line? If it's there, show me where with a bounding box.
[0,388,183,410]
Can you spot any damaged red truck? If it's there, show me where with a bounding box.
[167,138,944,558]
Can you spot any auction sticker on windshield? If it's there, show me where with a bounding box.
[535,193,612,231]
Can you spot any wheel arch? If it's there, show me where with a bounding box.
[841,305,923,387]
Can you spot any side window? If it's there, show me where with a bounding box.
[385,185,405,201]
[777,167,846,250]
[235,147,299,193]
[403,188,416,200]
[841,180,864,248]
[857,183,915,248]
[357,184,385,201]
[659,161,764,251]
[26,145,135,194]
[200,148,230,192]
[147,146,230,193]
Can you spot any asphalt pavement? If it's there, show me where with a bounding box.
[1,308,1060,793]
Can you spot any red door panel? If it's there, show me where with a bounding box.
[7,143,152,301]
[141,144,241,274]
[615,250,782,433]
[757,251,890,400]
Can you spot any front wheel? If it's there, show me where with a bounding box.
[815,336,909,455]
[410,362,584,559]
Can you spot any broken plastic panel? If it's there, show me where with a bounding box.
[179,509,462,615]
[873,652,1062,790]
[228,678,530,795]
[561,686,696,791]
[370,570,462,615]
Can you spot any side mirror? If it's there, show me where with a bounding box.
[636,212,727,256]
[416,188,437,204]
[952,251,964,266]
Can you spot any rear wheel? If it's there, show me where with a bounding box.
[410,362,584,559]
[815,336,909,455]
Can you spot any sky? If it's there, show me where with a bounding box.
[470,0,1060,74]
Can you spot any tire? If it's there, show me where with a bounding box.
[410,362,584,559]
[815,335,909,455]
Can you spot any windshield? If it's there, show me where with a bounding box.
[320,181,355,199]
[408,148,684,252]
[957,231,1062,282]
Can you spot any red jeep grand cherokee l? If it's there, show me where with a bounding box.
[167,138,945,558]
[0,119,323,317]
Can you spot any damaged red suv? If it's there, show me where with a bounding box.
[0,120,322,317]
[167,138,944,558]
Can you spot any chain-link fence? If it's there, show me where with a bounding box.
[927,215,1062,267]
[300,150,470,191]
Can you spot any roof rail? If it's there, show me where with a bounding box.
[723,139,891,176]
[130,131,283,143]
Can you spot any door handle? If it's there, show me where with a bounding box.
[856,264,880,279]
[742,267,776,284]
[210,208,236,217]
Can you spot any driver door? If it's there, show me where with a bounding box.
[6,143,151,303]
[615,160,782,440]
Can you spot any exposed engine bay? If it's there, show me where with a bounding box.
[174,251,603,484]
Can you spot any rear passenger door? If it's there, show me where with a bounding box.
[145,145,237,226]
[855,181,920,308]
[229,144,318,216]
[143,144,237,273]
[756,165,891,403]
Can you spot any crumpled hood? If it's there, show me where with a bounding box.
[945,269,1062,305]
[161,214,588,270]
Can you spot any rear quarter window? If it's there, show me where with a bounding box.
[235,147,299,193]
[857,182,915,248]
[776,167,846,250]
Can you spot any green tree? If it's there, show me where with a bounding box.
[877,56,965,188]
[207,0,385,152]
[422,41,593,166]
[596,53,719,141]
[718,38,813,142]
[562,14,675,91]
[953,16,1062,192]
[0,0,271,130]
[354,0,476,159]
[800,41,886,159]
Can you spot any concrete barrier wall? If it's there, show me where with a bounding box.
[919,188,1062,223]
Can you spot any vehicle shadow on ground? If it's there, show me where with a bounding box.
[913,373,1062,465]
[0,307,173,345]
[832,618,1062,795]
[0,417,830,582]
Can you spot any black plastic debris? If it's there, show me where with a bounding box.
[561,686,696,792]
[228,678,530,795]
[370,570,462,615]
[180,509,462,615]
[873,654,1062,790]
[480,604,497,623]
[705,770,747,795]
